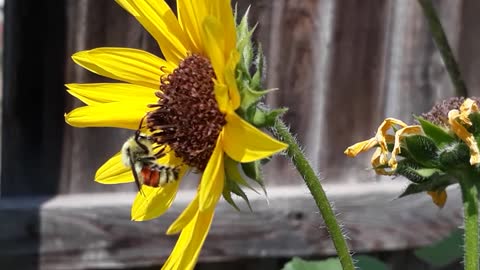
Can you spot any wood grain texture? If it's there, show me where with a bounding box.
[0,182,461,269]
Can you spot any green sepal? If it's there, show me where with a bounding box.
[241,161,268,197]
[416,117,455,147]
[240,87,277,115]
[468,112,480,136]
[235,6,255,78]
[250,44,264,90]
[404,135,439,167]
[438,142,470,168]
[395,159,443,183]
[223,175,253,211]
[399,174,453,198]
[225,155,259,194]
[246,105,288,128]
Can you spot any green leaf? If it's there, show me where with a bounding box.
[354,255,389,270]
[399,175,454,198]
[395,159,444,183]
[417,117,455,147]
[404,135,439,167]
[414,229,463,267]
[468,112,480,136]
[282,257,342,270]
[438,142,470,168]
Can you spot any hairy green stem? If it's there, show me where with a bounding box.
[459,174,479,270]
[417,0,468,97]
[273,120,355,270]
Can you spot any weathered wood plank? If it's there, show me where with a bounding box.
[0,182,461,269]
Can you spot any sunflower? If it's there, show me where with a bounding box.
[64,1,287,269]
[344,97,480,209]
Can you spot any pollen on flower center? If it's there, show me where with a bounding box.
[147,54,226,171]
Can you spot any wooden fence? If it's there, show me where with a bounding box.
[2,0,477,269]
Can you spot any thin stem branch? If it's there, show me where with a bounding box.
[417,0,468,97]
[459,174,479,270]
[273,119,355,270]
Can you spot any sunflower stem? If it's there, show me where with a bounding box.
[459,171,479,270]
[272,119,355,270]
[417,0,468,97]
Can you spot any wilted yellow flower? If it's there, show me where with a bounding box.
[64,1,286,269]
[344,97,480,208]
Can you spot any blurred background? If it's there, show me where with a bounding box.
[0,0,476,269]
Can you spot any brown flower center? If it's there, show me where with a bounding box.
[422,97,480,126]
[146,54,226,171]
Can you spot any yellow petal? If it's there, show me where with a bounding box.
[209,0,236,55]
[371,147,394,175]
[344,137,377,157]
[375,118,408,153]
[388,125,423,170]
[131,179,182,221]
[214,83,230,113]
[199,132,224,212]
[72,48,172,89]
[162,208,215,270]
[115,0,190,63]
[66,83,157,106]
[166,194,199,235]
[65,102,150,130]
[177,0,204,53]
[95,152,132,184]
[458,98,479,125]
[224,51,241,110]
[223,113,288,162]
[448,110,480,165]
[427,190,447,208]
[201,16,225,84]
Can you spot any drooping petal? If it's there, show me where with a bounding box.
[115,0,191,63]
[66,83,157,106]
[131,180,181,221]
[427,190,447,208]
[166,194,199,235]
[223,113,287,163]
[375,118,408,154]
[65,102,150,129]
[388,125,423,170]
[95,152,132,184]
[199,132,224,212]
[162,208,215,270]
[458,98,479,125]
[344,137,377,157]
[371,147,394,175]
[448,110,480,165]
[201,16,225,83]
[72,48,173,89]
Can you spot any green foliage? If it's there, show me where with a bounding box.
[417,117,455,147]
[414,229,463,267]
[404,135,439,167]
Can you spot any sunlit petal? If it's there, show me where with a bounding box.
[65,102,150,130]
[166,194,199,235]
[131,179,181,221]
[223,113,287,163]
[199,132,224,212]
[72,48,172,89]
[95,152,132,184]
[162,208,215,270]
[115,0,190,63]
[66,83,157,106]
[201,16,225,83]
